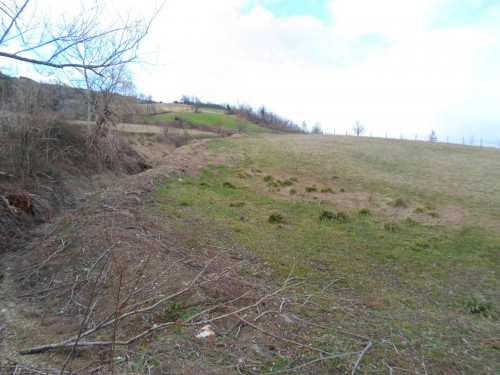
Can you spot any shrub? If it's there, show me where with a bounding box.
[263,175,274,182]
[305,185,318,192]
[268,212,285,224]
[222,181,235,189]
[339,187,345,192]
[358,208,371,216]
[393,198,408,208]
[320,186,334,193]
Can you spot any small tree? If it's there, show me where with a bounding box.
[311,122,323,134]
[352,121,365,136]
[428,130,437,142]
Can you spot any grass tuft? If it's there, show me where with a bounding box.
[319,210,351,223]
[268,212,286,224]
[358,208,371,216]
[393,198,408,208]
[320,186,334,193]
[464,296,498,319]
[384,222,400,232]
[305,185,318,192]
[222,181,236,189]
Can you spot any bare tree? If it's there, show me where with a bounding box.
[0,0,161,72]
[311,122,323,134]
[352,120,365,136]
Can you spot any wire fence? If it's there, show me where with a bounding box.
[330,130,499,149]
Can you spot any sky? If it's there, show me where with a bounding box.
[2,0,499,146]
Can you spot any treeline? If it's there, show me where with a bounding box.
[178,95,302,133]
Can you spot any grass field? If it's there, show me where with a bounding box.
[150,134,500,373]
[142,112,271,133]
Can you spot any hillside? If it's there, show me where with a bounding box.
[1,133,499,374]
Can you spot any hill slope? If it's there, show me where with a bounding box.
[1,133,498,374]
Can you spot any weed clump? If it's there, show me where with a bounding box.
[428,211,440,218]
[289,189,297,195]
[404,217,418,225]
[384,222,400,232]
[290,176,299,182]
[305,185,318,192]
[222,181,236,189]
[320,186,334,193]
[358,208,371,216]
[319,210,351,223]
[267,181,281,191]
[263,175,274,182]
[199,181,210,187]
[414,207,425,213]
[393,198,408,208]
[339,187,345,192]
[251,167,262,173]
[237,171,251,179]
[464,296,498,319]
[268,212,285,224]
[281,179,294,186]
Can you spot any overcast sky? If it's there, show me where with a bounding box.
[4,0,500,145]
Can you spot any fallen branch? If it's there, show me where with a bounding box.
[351,341,373,375]
[238,317,332,356]
[266,351,364,375]
[19,321,176,354]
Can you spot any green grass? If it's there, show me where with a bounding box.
[149,135,500,373]
[141,112,271,133]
